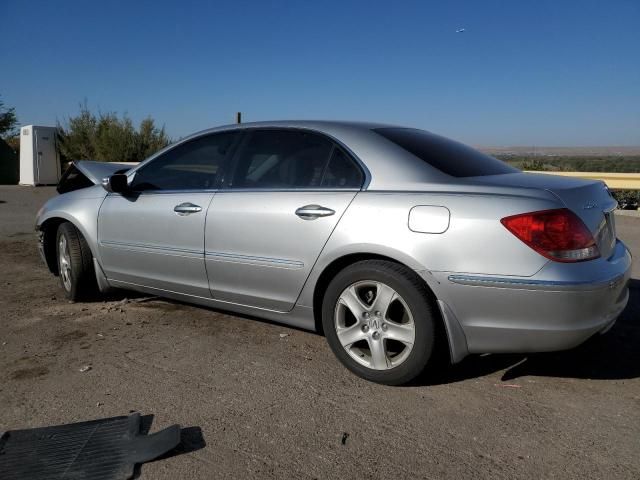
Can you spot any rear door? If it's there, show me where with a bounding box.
[205,128,364,311]
[98,131,239,296]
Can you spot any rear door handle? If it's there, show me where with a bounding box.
[174,202,202,216]
[295,205,335,220]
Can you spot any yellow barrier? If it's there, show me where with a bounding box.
[526,171,640,190]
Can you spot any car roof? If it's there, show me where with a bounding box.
[196,119,401,133]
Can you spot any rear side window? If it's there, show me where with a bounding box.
[231,129,361,189]
[374,128,518,177]
[321,148,363,188]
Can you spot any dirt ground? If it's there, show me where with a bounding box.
[1,185,639,479]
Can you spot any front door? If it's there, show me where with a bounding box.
[98,131,240,296]
[205,128,365,311]
[99,192,214,296]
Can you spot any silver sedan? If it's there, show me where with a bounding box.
[36,121,631,384]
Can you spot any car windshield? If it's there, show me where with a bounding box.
[374,127,519,178]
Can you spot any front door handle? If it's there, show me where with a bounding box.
[295,205,335,220]
[174,202,202,216]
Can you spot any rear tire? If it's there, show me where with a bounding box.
[56,222,97,301]
[322,260,436,385]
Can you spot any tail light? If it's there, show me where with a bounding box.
[501,208,600,262]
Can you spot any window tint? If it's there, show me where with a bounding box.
[131,132,237,191]
[231,130,333,189]
[321,148,363,188]
[374,128,518,178]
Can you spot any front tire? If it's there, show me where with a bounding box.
[56,222,97,301]
[322,260,437,385]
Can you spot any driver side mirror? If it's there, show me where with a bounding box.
[102,174,130,193]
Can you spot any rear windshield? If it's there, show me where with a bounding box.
[374,128,518,177]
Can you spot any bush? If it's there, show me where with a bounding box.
[0,95,18,139]
[521,159,551,171]
[500,155,640,173]
[57,102,170,163]
[612,190,639,210]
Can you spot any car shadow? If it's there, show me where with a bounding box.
[417,280,640,386]
[89,289,322,335]
[81,288,149,303]
[87,277,640,385]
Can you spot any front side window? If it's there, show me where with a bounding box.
[131,132,238,191]
[374,128,518,178]
[231,130,336,189]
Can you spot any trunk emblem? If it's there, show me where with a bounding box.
[582,202,598,210]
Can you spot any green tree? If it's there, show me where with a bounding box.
[136,117,170,160]
[94,113,137,162]
[58,102,98,161]
[0,95,19,139]
[58,102,170,163]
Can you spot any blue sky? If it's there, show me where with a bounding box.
[1,0,639,145]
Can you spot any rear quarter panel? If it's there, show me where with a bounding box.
[297,189,562,307]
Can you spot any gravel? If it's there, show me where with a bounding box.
[1,185,638,479]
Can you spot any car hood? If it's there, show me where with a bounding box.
[57,161,138,194]
[74,160,138,184]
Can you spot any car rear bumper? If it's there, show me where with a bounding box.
[429,240,632,358]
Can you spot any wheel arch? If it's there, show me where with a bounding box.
[311,252,453,362]
[39,214,97,275]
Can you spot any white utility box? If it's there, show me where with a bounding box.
[19,125,61,185]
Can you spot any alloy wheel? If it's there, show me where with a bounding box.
[58,235,72,292]
[334,280,415,370]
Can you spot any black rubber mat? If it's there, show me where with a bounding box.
[0,413,180,480]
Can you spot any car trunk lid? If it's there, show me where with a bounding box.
[471,172,618,259]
